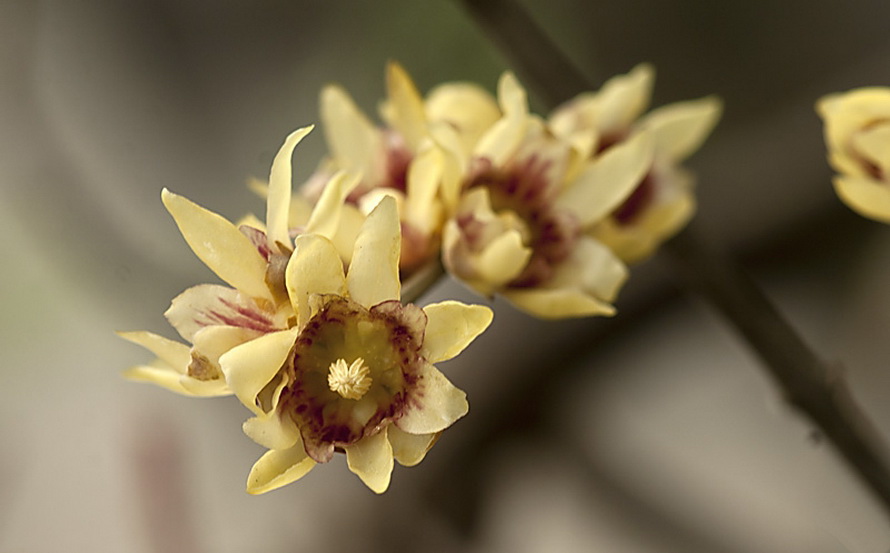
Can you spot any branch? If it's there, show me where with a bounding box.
[457,0,890,520]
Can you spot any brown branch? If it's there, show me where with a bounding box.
[456,0,890,521]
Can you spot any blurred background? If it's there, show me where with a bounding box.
[3,0,890,551]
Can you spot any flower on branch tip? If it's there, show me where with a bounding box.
[550,64,722,263]
[219,195,493,494]
[817,87,890,224]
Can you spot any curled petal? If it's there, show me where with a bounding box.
[161,189,271,301]
[246,443,316,495]
[243,412,301,451]
[286,234,348,327]
[833,175,890,224]
[383,61,427,151]
[502,287,616,319]
[388,426,438,467]
[165,284,278,342]
[306,171,361,240]
[421,301,493,363]
[267,126,313,251]
[852,123,890,176]
[590,63,654,135]
[220,328,300,414]
[347,196,401,307]
[405,144,444,235]
[117,331,190,371]
[396,363,468,435]
[425,82,501,155]
[547,236,628,303]
[474,72,529,166]
[641,96,722,162]
[321,85,382,177]
[345,427,394,494]
[123,361,196,396]
[555,131,654,227]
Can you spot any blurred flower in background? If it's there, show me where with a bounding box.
[818,87,890,223]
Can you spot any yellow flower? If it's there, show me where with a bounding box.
[817,87,890,223]
[121,126,356,396]
[303,62,502,276]
[440,73,652,319]
[219,196,493,494]
[550,64,722,262]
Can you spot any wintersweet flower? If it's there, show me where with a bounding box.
[440,72,652,319]
[121,126,356,396]
[303,61,502,276]
[219,196,492,494]
[549,64,722,262]
[817,87,890,223]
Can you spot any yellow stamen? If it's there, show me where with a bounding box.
[327,357,373,400]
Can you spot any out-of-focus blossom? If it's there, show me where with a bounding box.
[550,64,721,262]
[440,73,653,319]
[219,196,493,494]
[817,87,890,223]
[302,62,503,276]
[121,126,355,396]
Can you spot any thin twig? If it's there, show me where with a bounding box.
[457,0,890,520]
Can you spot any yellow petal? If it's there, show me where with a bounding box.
[425,82,501,154]
[246,443,316,495]
[388,426,438,467]
[178,377,230,397]
[384,61,427,151]
[320,85,382,176]
[267,126,313,250]
[306,170,360,240]
[852,123,890,175]
[475,229,533,287]
[592,63,655,134]
[219,328,300,415]
[395,363,468,434]
[165,284,277,342]
[548,236,628,302]
[502,287,616,319]
[243,412,301,451]
[429,123,467,211]
[347,195,401,307]
[117,331,191,371]
[642,96,722,162]
[286,234,347,327]
[833,175,890,224]
[555,130,654,227]
[122,362,194,396]
[473,72,529,166]
[818,88,890,154]
[405,144,444,234]
[345,427,394,494]
[421,301,493,363]
[161,189,271,301]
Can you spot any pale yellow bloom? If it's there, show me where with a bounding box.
[441,73,652,319]
[817,87,890,223]
[303,62,502,276]
[121,126,356,396]
[220,196,493,494]
[550,64,722,262]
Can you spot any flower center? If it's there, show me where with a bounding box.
[327,357,373,400]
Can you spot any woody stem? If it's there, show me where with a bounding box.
[456,0,890,521]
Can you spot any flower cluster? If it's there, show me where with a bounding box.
[817,87,890,223]
[121,63,720,494]
[122,127,492,493]
[302,63,721,318]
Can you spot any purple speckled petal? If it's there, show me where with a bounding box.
[165,284,279,343]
